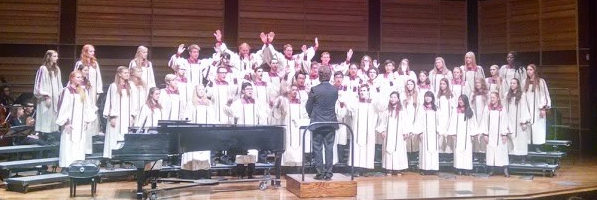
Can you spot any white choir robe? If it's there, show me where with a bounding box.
[102,82,138,159]
[470,93,488,153]
[159,89,185,120]
[399,94,419,153]
[396,71,417,85]
[131,85,148,121]
[56,87,97,167]
[207,81,239,124]
[483,107,510,167]
[378,73,402,95]
[486,77,507,95]
[264,44,316,74]
[128,60,156,88]
[500,65,527,85]
[220,43,263,75]
[306,76,320,89]
[450,80,469,98]
[413,106,439,171]
[343,76,362,99]
[523,79,551,145]
[176,80,194,105]
[226,98,269,164]
[252,81,275,112]
[297,86,309,105]
[181,102,217,171]
[436,95,456,153]
[34,65,63,133]
[505,95,531,155]
[275,97,309,166]
[417,85,432,103]
[75,61,102,137]
[430,71,453,94]
[135,105,161,131]
[377,110,410,171]
[168,55,213,87]
[449,111,478,170]
[460,65,485,95]
[347,98,379,169]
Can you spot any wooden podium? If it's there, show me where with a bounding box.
[285,173,357,198]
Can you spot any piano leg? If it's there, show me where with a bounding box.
[273,152,282,187]
[134,164,145,199]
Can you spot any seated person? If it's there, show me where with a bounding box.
[9,102,46,145]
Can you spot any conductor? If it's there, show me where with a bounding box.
[306,65,339,181]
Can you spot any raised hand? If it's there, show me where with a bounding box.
[267,32,276,43]
[346,49,353,61]
[177,44,186,54]
[373,59,380,68]
[314,37,319,47]
[214,30,223,42]
[260,32,267,44]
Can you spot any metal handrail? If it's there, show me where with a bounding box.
[300,122,355,181]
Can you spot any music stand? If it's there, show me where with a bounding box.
[4,125,35,138]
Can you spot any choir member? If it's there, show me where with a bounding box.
[130,67,148,117]
[103,66,138,159]
[74,44,103,107]
[401,79,420,159]
[451,67,469,98]
[505,78,531,159]
[75,65,97,154]
[180,84,217,179]
[396,59,417,87]
[321,50,351,74]
[346,84,381,176]
[470,78,489,157]
[430,57,453,94]
[523,64,551,152]
[343,63,363,99]
[215,30,263,76]
[460,52,485,94]
[500,51,527,84]
[128,45,156,88]
[366,67,382,95]
[272,83,309,167]
[306,62,321,87]
[378,60,400,95]
[225,82,269,178]
[208,66,240,123]
[357,55,374,81]
[482,92,510,177]
[265,58,285,86]
[172,61,193,104]
[436,78,456,154]
[134,87,162,130]
[377,91,409,174]
[417,70,432,101]
[56,71,97,168]
[333,71,350,164]
[487,65,506,94]
[414,91,439,175]
[168,43,216,87]
[159,74,185,120]
[264,32,318,74]
[34,50,63,143]
[250,65,277,109]
[449,94,478,175]
[293,72,309,104]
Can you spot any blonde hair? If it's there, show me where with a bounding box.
[69,71,86,102]
[164,74,177,83]
[130,67,147,90]
[113,66,131,96]
[192,84,211,106]
[134,46,149,68]
[432,57,449,75]
[464,51,477,68]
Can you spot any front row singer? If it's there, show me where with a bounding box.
[305,66,339,181]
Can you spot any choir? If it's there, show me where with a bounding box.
[36,30,552,178]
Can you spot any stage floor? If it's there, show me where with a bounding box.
[1,157,597,200]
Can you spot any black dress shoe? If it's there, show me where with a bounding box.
[314,174,325,180]
[324,174,332,181]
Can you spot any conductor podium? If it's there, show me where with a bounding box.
[286,122,357,198]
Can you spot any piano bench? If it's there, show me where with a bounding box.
[69,176,99,197]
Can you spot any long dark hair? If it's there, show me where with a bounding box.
[507,78,522,105]
[508,51,523,73]
[423,91,437,111]
[387,91,402,116]
[458,94,474,120]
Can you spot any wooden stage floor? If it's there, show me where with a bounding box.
[2,157,597,200]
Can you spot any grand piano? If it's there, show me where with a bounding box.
[112,120,285,199]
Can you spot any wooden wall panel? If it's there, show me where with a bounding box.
[508,0,540,52]
[77,0,152,46]
[0,0,60,44]
[0,57,41,95]
[151,0,223,48]
[540,0,576,51]
[239,0,367,52]
[542,65,580,127]
[381,0,466,54]
[478,0,507,53]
